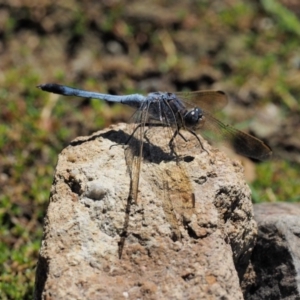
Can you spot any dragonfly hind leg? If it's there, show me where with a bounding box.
[109,122,151,150]
[124,123,168,145]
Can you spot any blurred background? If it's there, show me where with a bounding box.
[1,0,300,298]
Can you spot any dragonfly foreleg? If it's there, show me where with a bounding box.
[187,129,209,155]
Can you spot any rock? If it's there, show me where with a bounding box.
[35,123,256,300]
[243,203,300,299]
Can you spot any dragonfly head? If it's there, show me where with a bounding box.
[184,107,205,130]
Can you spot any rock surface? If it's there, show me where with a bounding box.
[243,202,300,300]
[35,123,256,300]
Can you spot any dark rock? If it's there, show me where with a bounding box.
[243,203,300,300]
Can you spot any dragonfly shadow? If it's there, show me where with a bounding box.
[101,129,189,164]
[69,128,196,163]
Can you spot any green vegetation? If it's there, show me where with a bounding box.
[1,1,300,298]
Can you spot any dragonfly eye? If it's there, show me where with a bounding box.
[184,108,203,127]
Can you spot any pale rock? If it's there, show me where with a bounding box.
[35,123,256,300]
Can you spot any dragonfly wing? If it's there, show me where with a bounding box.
[124,103,150,203]
[160,159,195,241]
[175,90,228,113]
[199,111,272,160]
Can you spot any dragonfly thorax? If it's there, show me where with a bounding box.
[184,108,205,130]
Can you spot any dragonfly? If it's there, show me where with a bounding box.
[38,83,272,205]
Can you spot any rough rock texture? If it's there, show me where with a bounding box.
[35,123,256,300]
[243,203,300,300]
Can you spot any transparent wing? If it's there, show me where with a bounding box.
[199,111,272,160]
[174,90,272,160]
[175,90,228,113]
[160,161,195,241]
[124,102,150,203]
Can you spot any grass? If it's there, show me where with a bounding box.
[1,1,300,298]
[251,160,300,203]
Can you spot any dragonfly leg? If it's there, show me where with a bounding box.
[124,123,142,145]
[109,123,149,149]
[168,127,193,157]
[109,124,143,150]
[187,129,209,155]
[168,129,181,157]
[178,131,188,142]
[124,123,167,145]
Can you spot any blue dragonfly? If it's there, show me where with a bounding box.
[38,83,272,204]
